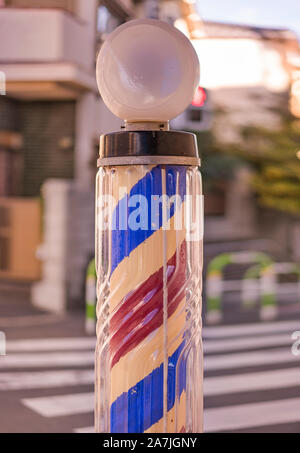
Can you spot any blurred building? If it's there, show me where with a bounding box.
[182,21,300,244]
[0,0,133,311]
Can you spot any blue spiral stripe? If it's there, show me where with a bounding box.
[110,341,187,433]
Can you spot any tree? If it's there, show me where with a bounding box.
[227,115,300,214]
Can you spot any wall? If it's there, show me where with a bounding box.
[66,184,95,309]
[194,38,290,92]
[0,197,41,280]
[258,209,300,262]
[0,8,93,69]
[32,179,95,312]
[5,0,76,11]
[204,167,258,242]
[210,86,288,144]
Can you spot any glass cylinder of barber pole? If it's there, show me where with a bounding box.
[95,19,203,433]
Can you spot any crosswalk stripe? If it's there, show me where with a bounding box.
[204,333,293,354]
[0,369,94,391]
[204,367,300,396]
[6,337,96,352]
[205,397,300,432]
[2,365,299,395]
[0,352,94,369]
[22,392,94,418]
[3,333,294,355]
[205,347,298,371]
[203,319,300,339]
[1,344,294,371]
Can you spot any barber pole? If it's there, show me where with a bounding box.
[95,19,203,433]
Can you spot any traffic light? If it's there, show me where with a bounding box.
[192,86,207,108]
[188,86,210,127]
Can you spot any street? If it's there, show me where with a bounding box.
[1,305,300,433]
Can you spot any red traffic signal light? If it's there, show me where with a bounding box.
[192,87,207,108]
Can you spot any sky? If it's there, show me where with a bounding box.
[196,0,300,38]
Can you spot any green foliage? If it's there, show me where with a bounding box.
[189,117,300,214]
